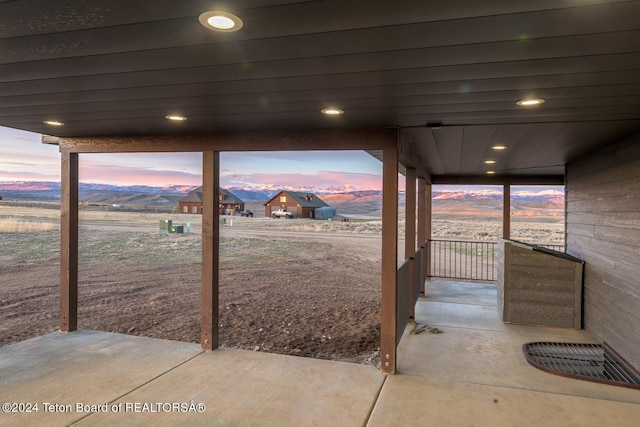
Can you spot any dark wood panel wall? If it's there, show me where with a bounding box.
[566,132,640,371]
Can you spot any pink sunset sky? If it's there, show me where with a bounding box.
[0,125,563,195]
[0,126,384,190]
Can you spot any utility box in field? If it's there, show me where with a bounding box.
[159,220,183,234]
[159,219,172,234]
[498,239,584,329]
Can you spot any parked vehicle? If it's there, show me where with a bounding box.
[271,208,294,219]
[239,209,253,217]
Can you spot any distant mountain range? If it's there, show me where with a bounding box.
[0,181,564,215]
[0,181,197,207]
[433,188,564,204]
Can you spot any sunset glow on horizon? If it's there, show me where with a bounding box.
[0,126,563,195]
[0,126,384,190]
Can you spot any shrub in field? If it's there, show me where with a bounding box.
[0,218,56,233]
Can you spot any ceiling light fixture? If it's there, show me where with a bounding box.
[199,11,243,32]
[516,98,545,106]
[486,170,496,175]
[321,108,344,116]
[43,120,64,126]
[484,160,496,164]
[492,145,507,150]
[165,115,187,121]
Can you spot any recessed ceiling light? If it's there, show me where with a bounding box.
[43,120,64,126]
[484,160,496,164]
[165,115,187,121]
[492,145,507,150]
[321,108,344,116]
[516,98,545,106]
[486,170,496,175]
[199,11,243,32]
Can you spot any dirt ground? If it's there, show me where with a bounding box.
[1,204,563,367]
[0,213,383,367]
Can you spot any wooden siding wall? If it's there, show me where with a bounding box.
[566,133,640,371]
[497,239,583,329]
[179,202,202,214]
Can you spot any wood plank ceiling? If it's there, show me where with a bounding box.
[1,0,640,177]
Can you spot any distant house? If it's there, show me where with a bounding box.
[178,187,245,215]
[264,190,331,219]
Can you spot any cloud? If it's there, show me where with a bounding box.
[1,132,386,188]
[75,152,202,185]
[79,162,202,186]
[0,170,61,181]
[220,151,382,176]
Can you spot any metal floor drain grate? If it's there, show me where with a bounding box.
[523,342,640,390]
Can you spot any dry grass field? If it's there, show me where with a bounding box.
[0,201,564,365]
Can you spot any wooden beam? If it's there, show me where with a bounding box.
[503,184,511,239]
[417,178,427,295]
[432,174,564,185]
[405,168,417,320]
[201,151,220,351]
[405,168,417,260]
[60,152,78,332]
[381,144,398,375]
[398,130,431,180]
[425,183,432,281]
[51,129,397,154]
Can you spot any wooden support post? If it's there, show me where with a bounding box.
[503,184,511,239]
[405,168,416,321]
[425,183,432,282]
[417,178,426,295]
[60,151,79,332]
[201,151,220,351]
[381,145,398,374]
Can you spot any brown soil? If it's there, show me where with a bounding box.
[0,224,382,367]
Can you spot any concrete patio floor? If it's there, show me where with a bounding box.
[1,281,639,426]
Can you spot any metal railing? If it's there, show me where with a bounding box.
[428,239,565,282]
[429,239,497,281]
